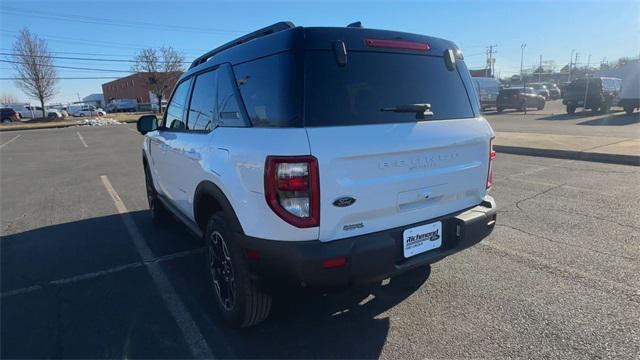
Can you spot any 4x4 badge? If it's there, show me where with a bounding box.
[333,197,356,207]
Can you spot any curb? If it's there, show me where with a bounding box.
[0,119,138,132]
[494,145,640,167]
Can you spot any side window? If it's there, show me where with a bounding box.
[217,64,247,127]
[187,70,218,131]
[164,78,192,130]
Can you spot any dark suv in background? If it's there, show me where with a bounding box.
[497,87,545,112]
[562,77,622,114]
[1,108,21,123]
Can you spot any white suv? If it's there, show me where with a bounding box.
[137,22,497,328]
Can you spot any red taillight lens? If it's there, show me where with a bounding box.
[364,38,431,52]
[487,138,496,189]
[265,156,319,228]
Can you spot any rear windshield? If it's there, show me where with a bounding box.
[304,51,475,127]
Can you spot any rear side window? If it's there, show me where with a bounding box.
[233,52,302,127]
[217,64,248,127]
[187,70,218,131]
[304,51,475,126]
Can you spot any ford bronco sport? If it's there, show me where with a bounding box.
[136,22,497,328]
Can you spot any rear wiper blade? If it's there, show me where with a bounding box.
[380,103,433,119]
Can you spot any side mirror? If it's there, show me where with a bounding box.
[137,115,158,135]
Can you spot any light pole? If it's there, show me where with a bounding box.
[582,54,592,113]
[520,44,526,86]
[569,49,575,82]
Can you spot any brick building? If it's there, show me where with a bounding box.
[101,72,181,105]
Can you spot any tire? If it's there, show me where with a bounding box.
[144,164,169,222]
[1,118,11,124]
[624,105,635,115]
[566,105,576,115]
[537,102,544,111]
[497,107,503,113]
[205,212,272,328]
[600,101,611,114]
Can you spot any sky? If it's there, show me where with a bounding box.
[1,0,638,104]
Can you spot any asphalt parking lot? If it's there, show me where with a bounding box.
[1,124,639,359]
[485,99,640,138]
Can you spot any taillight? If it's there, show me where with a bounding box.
[265,156,319,228]
[364,38,431,52]
[487,137,496,189]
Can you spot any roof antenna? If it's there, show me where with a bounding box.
[347,21,362,28]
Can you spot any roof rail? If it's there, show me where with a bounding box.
[189,21,295,69]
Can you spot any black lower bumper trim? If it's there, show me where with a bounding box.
[237,196,497,289]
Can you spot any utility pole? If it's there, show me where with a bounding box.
[582,54,592,113]
[538,55,543,82]
[520,44,526,86]
[569,49,575,82]
[486,45,497,77]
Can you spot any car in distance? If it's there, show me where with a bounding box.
[542,82,561,100]
[562,77,622,114]
[497,87,545,112]
[473,77,501,111]
[528,83,550,99]
[620,66,640,115]
[137,21,497,328]
[1,108,21,123]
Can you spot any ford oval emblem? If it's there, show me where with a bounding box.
[333,197,356,207]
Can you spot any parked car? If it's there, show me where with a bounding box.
[528,83,550,99]
[69,104,104,117]
[1,108,21,123]
[562,77,622,114]
[542,82,561,99]
[497,87,545,112]
[5,103,40,119]
[136,22,497,328]
[620,66,640,115]
[46,109,64,119]
[473,77,501,111]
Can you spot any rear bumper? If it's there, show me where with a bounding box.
[236,196,497,289]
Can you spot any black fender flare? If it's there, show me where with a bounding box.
[193,180,245,235]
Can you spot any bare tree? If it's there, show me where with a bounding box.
[132,46,185,112]
[0,93,18,105]
[11,29,58,118]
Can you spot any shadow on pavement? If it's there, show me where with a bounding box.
[2,211,430,359]
[577,112,640,126]
[537,109,628,121]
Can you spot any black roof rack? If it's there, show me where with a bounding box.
[189,21,295,69]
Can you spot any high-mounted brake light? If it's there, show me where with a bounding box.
[364,38,431,52]
[487,137,496,189]
[265,156,320,228]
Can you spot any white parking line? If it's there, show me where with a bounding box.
[99,175,214,359]
[76,131,88,148]
[0,134,22,149]
[125,127,139,134]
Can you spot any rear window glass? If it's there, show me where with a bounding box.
[304,51,474,126]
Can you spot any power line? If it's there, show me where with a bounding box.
[0,52,191,64]
[0,30,208,52]
[0,59,132,73]
[0,77,120,80]
[0,7,247,35]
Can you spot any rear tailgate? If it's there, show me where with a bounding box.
[307,119,492,241]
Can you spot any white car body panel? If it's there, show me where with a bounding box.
[145,127,319,241]
[145,117,493,243]
[306,117,493,242]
